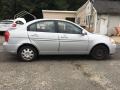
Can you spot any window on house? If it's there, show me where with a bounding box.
[66,17,75,22]
[76,17,80,24]
[86,16,88,25]
[86,15,93,25]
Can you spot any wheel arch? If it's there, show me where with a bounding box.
[89,43,110,54]
[17,43,39,55]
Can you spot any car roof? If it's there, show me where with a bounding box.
[26,19,76,26]
[29,19,72,22]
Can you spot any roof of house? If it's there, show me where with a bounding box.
[93,0,120,15]
[42,10,76,14]
[77,0,90,13]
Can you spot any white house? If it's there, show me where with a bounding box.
[42,0,120,36]
[75,0,97,33]
[93,0,120,36]
[42,10,76,21]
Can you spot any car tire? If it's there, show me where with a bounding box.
[90,45,109,60]
[18,46,38,61]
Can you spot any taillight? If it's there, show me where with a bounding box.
[4,31,10,42]
[12,23,16,27]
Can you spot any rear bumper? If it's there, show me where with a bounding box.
[3,42,18,54]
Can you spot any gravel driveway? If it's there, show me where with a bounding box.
[0,35,120,90]
[0,50,120,90]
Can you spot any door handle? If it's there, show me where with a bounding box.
[61,35,68,38]
[30,34,39,37]
[61,37,68,38]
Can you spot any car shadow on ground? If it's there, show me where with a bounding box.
[0,52,115,63]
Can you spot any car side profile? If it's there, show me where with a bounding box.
[3,19,116,61]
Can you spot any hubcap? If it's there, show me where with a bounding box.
[96,49,104,57]
[21,48,34,61]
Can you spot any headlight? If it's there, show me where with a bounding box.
[110,38,116,44]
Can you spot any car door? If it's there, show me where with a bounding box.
[27,20,59,54]
[57,21,89,54]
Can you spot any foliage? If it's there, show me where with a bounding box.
[0,0,87,20]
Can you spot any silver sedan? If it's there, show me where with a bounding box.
[3,19,116,61]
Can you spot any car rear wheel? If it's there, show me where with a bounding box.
[18,46,38,61]
[90,45,109,60]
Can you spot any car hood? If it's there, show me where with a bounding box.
[87,33,110,41]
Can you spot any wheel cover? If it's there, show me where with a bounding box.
[21,48,34,61]
[96,49,104,57]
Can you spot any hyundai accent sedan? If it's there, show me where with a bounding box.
[3,19,116,61]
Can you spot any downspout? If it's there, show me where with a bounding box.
[107,14,109,36]
[93,8,97,33]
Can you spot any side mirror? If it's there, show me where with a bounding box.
[81,30,87,36]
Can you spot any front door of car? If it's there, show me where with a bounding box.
[57,21,89,54]
[27,20,59,54]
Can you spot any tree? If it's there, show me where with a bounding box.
[67,0,87,10]
[0,0,88,20]
[0,0,15,19]
[0,0,1,10]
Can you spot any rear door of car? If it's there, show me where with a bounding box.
[27,20,59,54]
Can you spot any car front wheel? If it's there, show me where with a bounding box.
[90,45,109,60]
[18,46,38,61]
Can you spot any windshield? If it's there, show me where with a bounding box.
[0,20,13,24]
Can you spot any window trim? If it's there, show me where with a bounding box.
[56,21,82,34]
[27,22,37,31]
[27,20,57,33]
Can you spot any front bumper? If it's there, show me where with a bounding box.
[109,44,117,54]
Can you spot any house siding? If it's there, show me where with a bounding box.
[43,11,76,19]
[107,15,120,36]
[96,15,108,35]
[97,15,120,35]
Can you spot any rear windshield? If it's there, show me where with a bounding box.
[0,20,13,24]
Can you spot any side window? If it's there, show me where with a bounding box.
[28,23,37,31]
[36,21,55,33]
[58,21,82,34]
